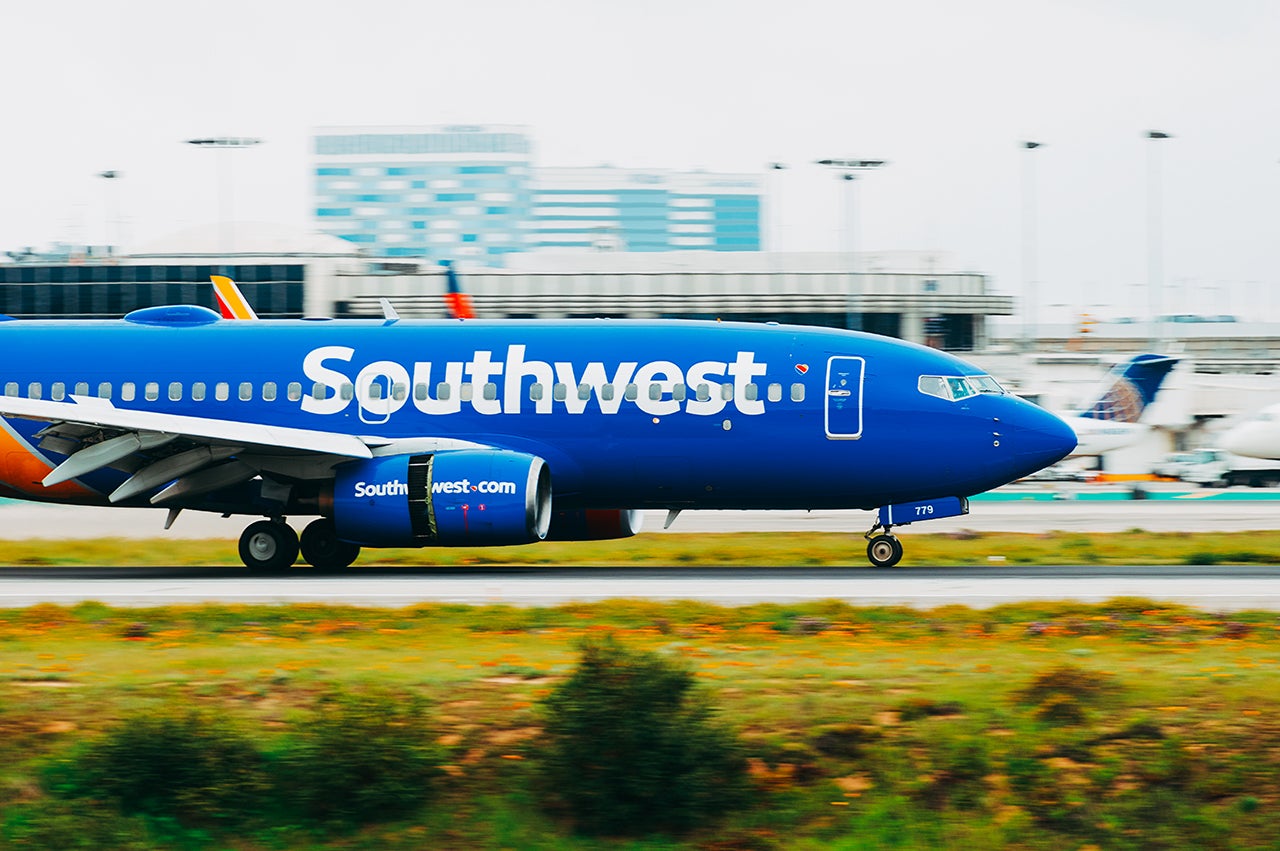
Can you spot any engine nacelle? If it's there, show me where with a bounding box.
[331,450,551,547]
[546,508,645,541]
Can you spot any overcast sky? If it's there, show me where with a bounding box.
[2,0,1277,321]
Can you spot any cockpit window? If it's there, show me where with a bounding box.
[918,374,1006,402]
[969,375,1006,395]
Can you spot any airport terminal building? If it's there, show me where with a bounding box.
[0,225,1006,352]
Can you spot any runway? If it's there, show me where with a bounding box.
[0,483,1278,539]
[1,486,1276,610]
[2,565,1278,610]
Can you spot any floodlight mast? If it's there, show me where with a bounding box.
[184,137,264,258]
[815,158,888,331]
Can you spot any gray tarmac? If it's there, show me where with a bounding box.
[0,484,1274,539]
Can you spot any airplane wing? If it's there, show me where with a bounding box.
[0,394,373,504]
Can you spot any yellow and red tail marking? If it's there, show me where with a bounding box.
[211,275,258,320]
[444,290,475,320]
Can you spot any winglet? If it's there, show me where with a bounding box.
[211,275,258,320]
[441,260,475,319]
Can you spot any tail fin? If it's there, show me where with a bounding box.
[211,275,258,320]
[441,260,475,320]
[1079,354,1178,422]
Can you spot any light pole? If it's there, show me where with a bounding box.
[1020,141,1042,351]
[815,158,887,331]
[765,162,787,252]
[184,136,263,258]
[97,170,122,257]
[1146,130,1172,349]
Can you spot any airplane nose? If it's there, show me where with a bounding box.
[1014,404,1078,471]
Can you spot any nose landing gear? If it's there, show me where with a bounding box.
[862,496,970,567]
[865,529,904,568]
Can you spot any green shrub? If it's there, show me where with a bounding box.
[1014,664,1120,707]
[273,687,442,826]
[44,709,268,827]
[538,636,750,836]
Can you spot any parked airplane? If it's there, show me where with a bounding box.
[1062,354,1178,456]
[1221,402,1280,461]
[0,297,1075,569]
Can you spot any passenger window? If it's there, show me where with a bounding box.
[721,383,734,401]
[28,383,41,400]
[144,382,159,402]
[436,383,451,400]
[553,383,567,402]
[192,382,206,401]
[74,382,88,397]
[648,384,662,401]
[483,383,498,401]
[790,383,805,402]
[312,382,327,401]
[367,383,383,400]
[577,383,591,401]
[672,383,687,402]
[340,383,354,401]
[624,383,638,401]
[98,382,113,400]
[459,383,474,402]
[696,384,711,403]
[262,382,277,402]
[3,382,15,397]
[392,382,407,402]
[414,382,428,401]
[168,382,183,401]
[530,383,544,401]
[744,383,759,402]
[216,382,230,402]
[767,383,782,403]
[287,382,302,402]
[601,383,615,402]
[239,382,253,402]
[51,382,65,401]
[122,382,136,402]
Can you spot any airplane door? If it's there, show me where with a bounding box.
[825,356,865,439]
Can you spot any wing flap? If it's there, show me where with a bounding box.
[0,396,373,460]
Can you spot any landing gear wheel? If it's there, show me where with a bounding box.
[300,518,361,569]
[866,534,904,568]
[239,520,299,572]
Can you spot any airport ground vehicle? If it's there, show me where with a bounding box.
[1164,448,1280,488]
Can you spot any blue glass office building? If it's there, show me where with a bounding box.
[530,167,760,253]
[312,126,761,262]
[312,125,534,261]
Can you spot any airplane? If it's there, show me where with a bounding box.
[0,292,1076,570]
[1221,402,1280,461]
[1060,354,1179,456]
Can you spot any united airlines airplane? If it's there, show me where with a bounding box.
[0,295,1075,569]
[1062,354,1178,456]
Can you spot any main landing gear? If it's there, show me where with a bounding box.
[862,496,971,568]
[238,518,362,572]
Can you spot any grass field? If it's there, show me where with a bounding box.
[1,596,1279,848]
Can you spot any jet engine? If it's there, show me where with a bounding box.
[330,450,551,547]
[546,508,644,541]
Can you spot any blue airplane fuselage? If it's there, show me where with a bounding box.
[0,317,1074,513]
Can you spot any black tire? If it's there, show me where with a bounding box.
[300,518,361,569]
[866,534,904,568]
[239,520,300,572]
